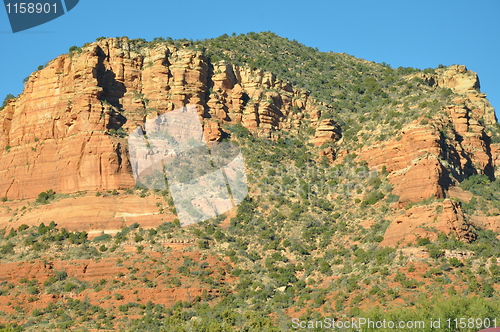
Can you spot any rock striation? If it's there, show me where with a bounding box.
[0,37,498,248]
[361,65,497,206]
[359,65,498,243]
[381,199,476,247]
[0,38,335,200]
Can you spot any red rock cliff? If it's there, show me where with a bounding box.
[361,65,497,206]
[0,38,332,199]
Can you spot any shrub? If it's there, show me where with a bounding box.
[27,286,39,295]
[417,237,431,246]
[483,283,494,297]
[38,222,50,235]
[386,194,399,203]
[361,191,385,206]
[43,276,57,287]
[168,278,181,287]
[93,234,112,242]
[448,257,463,268]
[68,231,87,244]
[489,264,500,276]
[0,241,15,254]
[427,245,443,259]
[64,282,76,292]
[198,240,209,249]
[0,94,15,113]
[68,46,82,54]
[440,88,453,98]
[17,224,29,232]
[31,308,43,317]
[36,189,56,204]
[460,174,494,199]
[54,271,68,281]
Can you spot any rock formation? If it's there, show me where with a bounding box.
[358,65,498,245]
[361,65,497,206]
[0,38,335,200]
[381,199,476,247]
[0,37,498,248]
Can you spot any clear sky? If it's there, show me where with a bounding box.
[1,0,499,118]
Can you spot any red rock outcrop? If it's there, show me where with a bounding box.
[311,119,341,146]
[360,65,497,243]
[0,194,176,238]
[0,248,234,319]
[390,154,447,204]
[422,64,496,125]
[0,38,497,251]
[0,38,337,200]
[360,124,448,205]
[470,215,500,234]
[0,62,135,200]
[361,66,496,206]
[381,199,476,247]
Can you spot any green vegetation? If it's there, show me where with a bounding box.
[107,127,127,138]
[361,295,500,332]
[35,189,56,205]
[0,94,15,112]
[196,32,457,149]
[0,215,498,330]
[68,45,82,54]
[0,33,498,330]
[459,174,500,215]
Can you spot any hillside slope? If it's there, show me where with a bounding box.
[1,33,500,330]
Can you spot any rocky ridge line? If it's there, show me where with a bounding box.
[0,37,339,200]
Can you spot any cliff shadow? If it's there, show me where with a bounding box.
[93,46,127,130]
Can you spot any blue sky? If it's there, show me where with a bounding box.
[1,0,499,118]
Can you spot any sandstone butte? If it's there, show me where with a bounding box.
[0,37,498,246]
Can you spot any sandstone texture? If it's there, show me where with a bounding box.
[0,194,176,238]
[360,65,498,243]
[311,119,341,146]
[0,38,335,201]
[381,199,476,247]
[362,65,496,205]
[421,65,496,125]
[0,37,498,250]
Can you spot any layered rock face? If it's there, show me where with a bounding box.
[0,38,498,248]
[424,65,496,126]
[0,48,135,200]
[361,65,497,206]
[358,65,498,245]
[0,38,332,200]
[0,195,174,237]
[381,199,476,247]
